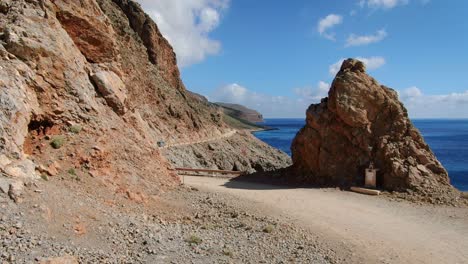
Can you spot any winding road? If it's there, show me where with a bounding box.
[161,130,237,149]
[185,176,468,264]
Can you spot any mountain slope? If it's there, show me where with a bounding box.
[0,0,289,201]
[215,103,264,123]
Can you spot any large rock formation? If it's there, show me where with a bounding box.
[291,59,456,196]
[0,0,290,201]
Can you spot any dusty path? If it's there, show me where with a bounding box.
[185,176,468,264]
[162,130,237,149]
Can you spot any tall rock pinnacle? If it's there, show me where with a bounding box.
[291,58,455,197]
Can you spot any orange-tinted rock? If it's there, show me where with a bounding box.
[53,0,118,63]
[291,59,454,194]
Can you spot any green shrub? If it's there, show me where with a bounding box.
[69,125,82,134]
[185,235,202,245]
[67,168,76,176]
[50,136,65,149]
[262,224,274,233]
[40,174,49,181]
[222,249,233,257]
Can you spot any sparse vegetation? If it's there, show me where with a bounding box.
[263,224,274,233]
[69,125,82,134]
[185,234,202,245]
[67,168,76,176]
[50,136,65,149]
[222,249,233,257]
[40,174,49,181]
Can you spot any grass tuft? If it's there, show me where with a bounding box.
[50,136,65,149]
[262,224,274,233]
[67,168,76,176]
[40,174,49,181]
[69,125,82,134]
[185,234,202,245]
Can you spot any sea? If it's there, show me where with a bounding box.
[253,118,468,191]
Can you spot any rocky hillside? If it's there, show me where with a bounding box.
[215,103,264,123]
[164,131,291,173]
[291,59,460,202]
[0,0,289,202]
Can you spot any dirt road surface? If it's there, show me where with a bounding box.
[185,176,468,264]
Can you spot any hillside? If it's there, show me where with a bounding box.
[186,90,267,130]
[0,0,290,201]
[215,102,264,123]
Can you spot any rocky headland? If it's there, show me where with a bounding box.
[291,59,463,204]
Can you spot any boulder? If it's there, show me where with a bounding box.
[291,59,454,195]
[90,71,127,115]
[8,180,24,202]
[3,158,38,180]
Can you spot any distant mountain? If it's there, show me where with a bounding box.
[187,91,267,130]
[215,102,264,123]
[187,91,209,103]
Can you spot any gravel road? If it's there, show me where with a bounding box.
[185,176,468,264]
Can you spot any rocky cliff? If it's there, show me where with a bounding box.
[291,59,459,200]
[0,0,289,201]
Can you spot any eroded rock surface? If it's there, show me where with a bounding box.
[164,132,291,173]
[0,0,284,202]
[292,59,456,198]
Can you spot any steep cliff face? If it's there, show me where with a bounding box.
[291,59,456,197]
[0,0,287,201]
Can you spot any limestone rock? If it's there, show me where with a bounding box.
[291,58,454,195]
[91,71,127,115]
[8,180,24,202]
[0,177,10,194]
[3,158,38,180]
[40,256,79,264]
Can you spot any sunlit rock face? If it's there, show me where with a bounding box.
[291,59,453,195]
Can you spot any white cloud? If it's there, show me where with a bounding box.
[400,86,423,99]
[329,57,386,76]
[210,84,317,118]
[359,0,409,9]
[294,81,331,101]
[209,84,468,118]
[317,14,343,41]
[346,29,387,47]
[399,87,468,118]
[136,0,229,67]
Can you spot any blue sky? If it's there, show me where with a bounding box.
[138,0,468,118]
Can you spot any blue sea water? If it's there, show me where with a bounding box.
[253,118,468,191]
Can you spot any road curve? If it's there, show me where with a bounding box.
[162,130,237,149]
[185,176,468,264]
